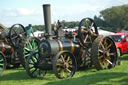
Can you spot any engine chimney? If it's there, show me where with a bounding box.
[43,4,52,39]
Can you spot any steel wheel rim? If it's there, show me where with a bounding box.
[78,18,98,48]
[53,51,77,79]
[0,52,6,74]
[26,52,46,78]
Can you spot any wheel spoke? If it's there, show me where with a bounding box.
[24,50,29,53]
[100,42,105,50]
[29,62,34,65]
[29,66,34,69]
[92,33,97,36]
[27,41,33,50]
[104,39,107,46]
[0,64,4,66]
[68,65,73,68]
[84,35,88,43]
[25,47,30,51]
[62,70,65,77]
[107,44,112,49]
[66,68,71,73]
[0,59,3,62]
[66,56,70,62]
[57,63,63,66]
[32,40,36,48]
[108,49,110,52]
[11,35,18,40]
[20,32,26,36]
[90,22,94,29]
[57,67,61,71]
[25,54,31,57]
[89,35,92,43]
[57,58,63,63]
[98,55,104,59]
[34,46,38,50]
[106,59,112,65]
[99,49,104,53]
[61,55,65,62]
[31,57,36,63]
[31,68,37,74]
[109,53,115,56]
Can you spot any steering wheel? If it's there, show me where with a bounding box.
[78,18,98,48]
[9,24,27,48]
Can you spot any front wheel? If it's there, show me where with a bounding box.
[26,52,47,78]
[53,51,77,79]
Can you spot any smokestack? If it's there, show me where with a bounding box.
[43,4,52,39]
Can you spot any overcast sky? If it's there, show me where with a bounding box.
[0,0,128,27]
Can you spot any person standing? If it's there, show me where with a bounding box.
[25,24,34,36]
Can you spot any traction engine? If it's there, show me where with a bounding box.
[25,4,117,79]
[0,24,27,74]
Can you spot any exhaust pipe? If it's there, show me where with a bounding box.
[43,4,52,39]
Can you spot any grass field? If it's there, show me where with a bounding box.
[0,55,128,85]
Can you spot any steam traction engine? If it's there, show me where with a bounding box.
[0,24,27,74]
[25,4,117,79]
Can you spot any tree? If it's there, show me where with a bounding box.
[94,4,128,32]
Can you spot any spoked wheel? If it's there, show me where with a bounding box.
[26,52,47,78]
[78,18,98,48]
[9,24,27,47]
[91,36,117,70]
[53,51,77,79]
[20,37,40,68]
[0,52,6,74]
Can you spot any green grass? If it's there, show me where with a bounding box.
[0,55,128,85]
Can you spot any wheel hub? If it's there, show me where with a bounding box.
[64,62,69,68]
[34,62,39,68]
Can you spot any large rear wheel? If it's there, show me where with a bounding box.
[91,36,117,70]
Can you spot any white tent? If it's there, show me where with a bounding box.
[98,28,115,36]
[31,31,44,37]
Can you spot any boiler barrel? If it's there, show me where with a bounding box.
[0,41,13,54]
[39,39,80,56]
